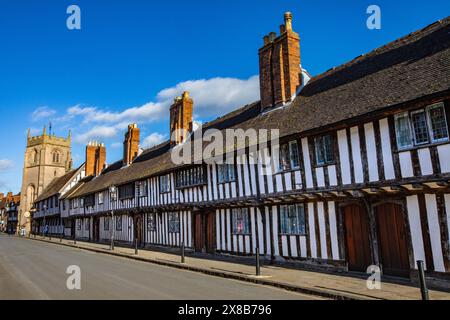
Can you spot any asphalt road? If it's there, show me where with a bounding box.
[0,234,319,300]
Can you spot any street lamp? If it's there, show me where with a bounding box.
[109,185,117,251]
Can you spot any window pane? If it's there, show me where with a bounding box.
[324,135,334,163]
[315,137,325,165]
[411,110,429,145]
[428,105,449,141]
[228,164,235,181]
[297,204,306,235]
[280,143,290,171]
[395,113,413,149]
[280,206,288,234]
[289,141,300,169]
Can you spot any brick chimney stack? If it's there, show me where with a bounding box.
[259,12,301,111]
[123,123,140,166]
[170,91,193,146]
[85,141,107,177]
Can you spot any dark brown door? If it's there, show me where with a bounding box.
[375,203,410,277]
[93,218,100,242]
[135,215,143,247]
[343,204,372,272]
[194,212,216,253]
[205,212,216,253]
[194,213,204,252]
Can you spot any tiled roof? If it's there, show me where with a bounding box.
[70,16,450,198]
[35,166,83,202]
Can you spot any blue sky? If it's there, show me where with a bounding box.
[0,0,449,193]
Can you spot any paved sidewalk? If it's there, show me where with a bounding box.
[22,235,450,300]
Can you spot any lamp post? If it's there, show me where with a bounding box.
[109,185,116,251]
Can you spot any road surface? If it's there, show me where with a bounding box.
[0,234,319,300]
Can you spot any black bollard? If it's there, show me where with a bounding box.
[135,238,138,255]
[417,260,429,300]
[60,233,63,243]
[256,247,261,276]
[181,242,185,264]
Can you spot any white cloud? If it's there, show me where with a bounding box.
[157,75,260,118]
[65,75,259,126]
[31,106,56,121]
[74,126,118,144]
[65,75,259,148]
[0,159,13,171]
[141,133,167,149]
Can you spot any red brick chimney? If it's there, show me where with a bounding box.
[123,124,140,166]
[170,91,193,146]
[259,12,301,111]
[85,141,107,177]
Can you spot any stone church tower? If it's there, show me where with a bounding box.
[18,126,72,233]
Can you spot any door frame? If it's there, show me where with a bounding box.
[371,199,414,276]
[193,210,216,253]
[339,200,375,272]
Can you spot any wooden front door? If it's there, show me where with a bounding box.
[194,212,216,253]
[375,203,410,277]
[343,204,372,272]
[93,218,100,242]
[135,215,143,247]
[194,213,204,252]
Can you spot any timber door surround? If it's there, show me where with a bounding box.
[194,211,216,253]
[342,203,373,272]
[374,202,410,278]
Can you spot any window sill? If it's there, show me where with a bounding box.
[232,233,252,236]
[280,233,308,237]
[276,167,301,174]
[395,140,449,153]
[218,180,236,185]
[313,162,336,169]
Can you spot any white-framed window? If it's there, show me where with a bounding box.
[411,109,429,145]
[315,135,334,165]
[232,208,250,235]
[280,204,306,235]
[168,213,180,233]
[147,213,156,232]
[279,140,300,171]
[394,112,413,149]
[218,164,236,183]
[85,219,90,231]
[98,192,104,205]
[394,103,449,150]
[159,174,171,193]
[77,219,81,230]
[115,216,122,231]
[136,181,148,197]
[427,103,449,142]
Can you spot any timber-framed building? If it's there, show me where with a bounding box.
[33,13,450,283]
